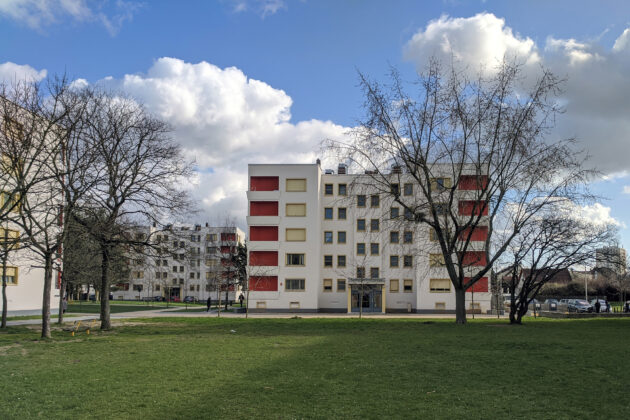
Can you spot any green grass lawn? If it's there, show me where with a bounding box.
[1,318,629,419]
[5,314,79,321]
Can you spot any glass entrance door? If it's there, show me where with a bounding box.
[351,285,382,312]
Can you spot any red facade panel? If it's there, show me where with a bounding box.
[459,226,488,241]
[458,175,488,190]
[250,176,279,191]
[221,233,236,241]
[250,201,279,216]
[249,251,279,266]
[221,246,235,254]
[249,276,278,291]
[458,200,488,216]
[461,251,487,266]
[250,226,278,241]
[465,277,489,292]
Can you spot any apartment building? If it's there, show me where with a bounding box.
[246,162,492,313]
[115,224,245,302]
[595,246,627,275]
[1,107,62,316]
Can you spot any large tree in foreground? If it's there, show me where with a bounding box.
[328,58,594,324]
[67,89,194,330]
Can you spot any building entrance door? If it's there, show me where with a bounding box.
[351,285,382,312]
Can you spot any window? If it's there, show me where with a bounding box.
[172,266,177,272]
[286,253,305,266]
[430,278,450,292]
[338,207,347,220]
[390,255,399,267]
[179,279,184,285]
[324,255,333,267]
[390,231,399,243]
[179,266,184,272]
[470,302,481,311]
[337,279,346,292]
[404,208,414,221]
[391,183,400,194]
[324,183,333,195]
[190,285,195,291]
[403,231,413,244]
[286,228,306,242]
[356,267,365,278]
[370,219,380,231]
[256,301,267,309]
[404,183,413,196]
[324,208,333,220]
[429,253,445,267]
[403,255,413,268]
[337,255,346,267]
[189,272,195,279]
[390,207,399,219]
[370,267,380,279]
[2,266,17,285]
[435,302,446,310]
[324,231,333,244]
[430,227,452,242]
[0,228,19,249]
[286,178,307,192]
[403,279,413,292]
[0,192,20,213]
[338,184,347,195]
[433,203,448,216]
[370,195,380,207]
[431,177,452,192]
[286,279,305,291]
[133,284,143,292]
[356,243,365,255]
[357,195,366,207]
[337,231,346,244]
[286,203,307,217]
[155,285,161,291]
[370,243,379,255]
[390,279,399,293]
[357,219,366,231]
[323,279,333,292]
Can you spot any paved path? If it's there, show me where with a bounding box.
[7,307,506,326]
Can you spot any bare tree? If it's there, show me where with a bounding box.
[67,88,194,330]
[327,58,593,324]
[500,208,616,324]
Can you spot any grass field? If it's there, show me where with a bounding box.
[1,318,629,419]
[66,303,172,314]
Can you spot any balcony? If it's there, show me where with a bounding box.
[246,216,280,226]
[247,241,279,251]
[247,190,280,201]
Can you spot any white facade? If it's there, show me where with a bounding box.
[246,162,493,313]
[115,224,245,303]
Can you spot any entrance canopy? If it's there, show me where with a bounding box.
[347,278,385,285]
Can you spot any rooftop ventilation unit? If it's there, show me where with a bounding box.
[391,165,402,174]
[324,169,335,174]
[338,164,347,174]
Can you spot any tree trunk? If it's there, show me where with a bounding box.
[217,284,221,318]
[57,274,66,324]
[99,247,111,330]
[1,253,8,329]
[225,289,229,311]
[245,288,249,319]
[41,252,53,338]
[455,287,467,324]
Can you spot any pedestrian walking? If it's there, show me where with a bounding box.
[206,296,212,312]
[238,293,244,307]
[595,298,601,313]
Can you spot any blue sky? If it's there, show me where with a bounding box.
[1,0,630,248]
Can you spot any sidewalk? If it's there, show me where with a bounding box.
[6,307,505,326]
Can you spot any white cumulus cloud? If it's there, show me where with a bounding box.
[403,13,630,177]
[0,61,47,84]
[96,57,348,227]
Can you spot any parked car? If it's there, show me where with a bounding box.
[589,299,611,313]
[172,297,181,302]
[153,296,165,302]
[141,296,153,302]
[183,296,197,303]
[568,299,593,313]
[88,294,96,301]
[528,298,541,311]
[543,299,558,311]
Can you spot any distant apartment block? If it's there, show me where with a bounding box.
[595,246,627,274]
[116,224,245,302]
[246,162,492,313]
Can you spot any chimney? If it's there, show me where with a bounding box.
[316,158,321,166]
[205,222,209,227]
[391,165,402,174]
[338,164,347,174]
